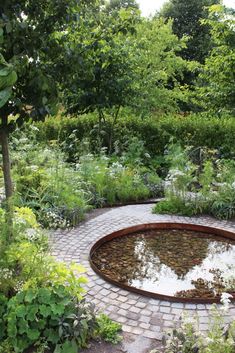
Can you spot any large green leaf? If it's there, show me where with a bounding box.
[0,87,12,108]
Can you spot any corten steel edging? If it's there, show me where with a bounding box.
[89,222,235,304]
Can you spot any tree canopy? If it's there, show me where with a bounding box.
[159,0,220,63]
[196,4,235,114]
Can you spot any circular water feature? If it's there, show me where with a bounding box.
[90,223,235,303]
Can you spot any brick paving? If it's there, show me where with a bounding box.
[51,204,235,342]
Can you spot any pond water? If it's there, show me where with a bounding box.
[91,229,235,299]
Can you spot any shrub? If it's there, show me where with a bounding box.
[35,113,235,160]
[76,153,152,206]
[96,314,122,344]
[0,294,7,340]
[154,196,196,217]
[4,285,98,353]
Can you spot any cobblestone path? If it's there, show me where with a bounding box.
[51,204,235,341]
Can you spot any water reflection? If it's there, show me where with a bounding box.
[92,229,235,299]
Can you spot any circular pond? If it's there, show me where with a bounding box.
[90,223,235,303]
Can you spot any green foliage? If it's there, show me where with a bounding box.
[0,0,96,129]
[196,5,235,114]
[0,52,17,109]
[11,130,89,228]
[35,113,235,160]
[96,314,122,344]
[0,294,7,340]
[62,4,140,118]
[153,142,235,220]
[211,186,235,220]
[4,285,97,353]
[131,18,189,115]
[9,126,160,228]
[159,0,220,63]
[76,152,151,207]
[154,197,196,217]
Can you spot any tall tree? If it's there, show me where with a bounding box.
[196,4,235,114]
[130,18,190,116]
[159,0,220,63]
[105,0,139,12]
[62,6,140,121]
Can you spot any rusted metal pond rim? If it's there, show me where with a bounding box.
[89,222,235,304]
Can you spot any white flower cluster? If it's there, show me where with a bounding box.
[109,162,125,178]
[167,168,186,182]
[220,292,233,312]
[25,228,41,241]
[0,268,13,280]
[44,210,71,229]
[14,280,24,292]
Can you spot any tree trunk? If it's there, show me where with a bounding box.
[0,117,13,241]
[0,128,13,199]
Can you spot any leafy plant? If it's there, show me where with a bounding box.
[154,196,196,217]
[5,285,98,353]
[96,314,122,344]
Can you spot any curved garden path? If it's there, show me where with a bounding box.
[51,204,235,342]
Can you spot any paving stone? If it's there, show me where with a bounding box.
[136,302,147,309]
[149,325,161,332]
[120,303,131,310]
[150,314,163,326]
[143,331,162,340]
[160,306,171,314]
[163,321,175,328]
[141,309,152,316]
[139,315,151,324]
[116,316,128,324]
[119,296,128,303]
[129,306,141,314]
[118,309,127,316]
[127,319,138,327]
[130,327,144,335]
[160,301,171,307]
[185,304,197,310]
[109,292,118,300]
[126,312,140,321]
[199,316,210,324]
[162,314,175,321]
[199,323,209,331]
[196,304,206,310]
[139,322,151,330]
[171,308,183,315]
[171,303,184,309]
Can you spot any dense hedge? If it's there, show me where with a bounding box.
[35,113,235,158]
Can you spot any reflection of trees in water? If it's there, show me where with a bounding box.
[208,240,233,255]
[132,230,210,279]
[92,230,235,289]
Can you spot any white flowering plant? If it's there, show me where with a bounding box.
[152,296,235,353]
